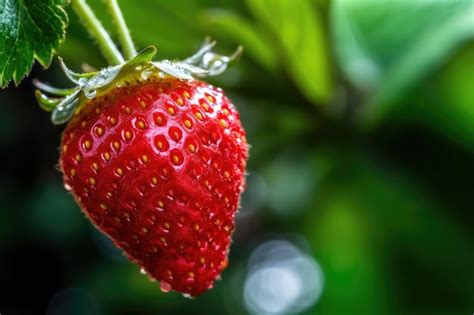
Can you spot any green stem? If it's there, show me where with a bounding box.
[71,0,124,65]
[104,0,137,59]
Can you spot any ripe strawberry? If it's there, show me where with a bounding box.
[59,76,248,296]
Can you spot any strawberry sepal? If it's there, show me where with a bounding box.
[34,40,242,125]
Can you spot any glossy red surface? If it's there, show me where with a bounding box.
[60,77,248,296]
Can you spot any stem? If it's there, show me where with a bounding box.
[71,0,124,65]
[104,0,137,59]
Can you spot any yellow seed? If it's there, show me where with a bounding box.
[113,141,121,150]
[194,112,203,120]
[141,154,149,163]
[172,155,180,164]
[183,91,190,99]
[139,101,147,108]
[125,106,131,114]
[157,200,164,208]
[136,120,145,129]
[184,120,192,128]
[201,103,209,111]
[99,203,107,210]
[83,140,92,150]
[188,144,196,153]
[200,257,206,264]
[92,162,99,170]
[103,152,111,161]
[222,109,230,116]
[63,145,68,153]
[223,171,230,179]
[114,217,121,223]
[81,121,86,127]
[176,98,184,106]
[110,117,117,125]
[142,227,149,234]
[95,108,100,114]
[224,225,230,232]
[124,131,132,140]
[194,224,200,231]
[115,168,123,176]
[188,272,195,278]
[206,95,214,102]
[164,222,170,229]
[151,176,158,185]
[210,262,215,268]
[167,107,175,115]
[160,237,167,243]
[219,119,228,128]
[95,127,104,136]
[75,154,82,162]
[70,169,76,176]
[156,141,163,149]
[106,191,113,198]
[89,177,96,185]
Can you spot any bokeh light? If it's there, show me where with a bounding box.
[244,240,324,315]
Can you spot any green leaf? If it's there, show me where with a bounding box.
[305,150,474,313]
[331,0,474,126]
[202,9,279,73]
[246,0,333,104]
[0,0,69,88]
[399,44,474,151]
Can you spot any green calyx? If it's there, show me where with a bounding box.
[35,39,243,125]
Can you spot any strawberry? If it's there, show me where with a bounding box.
[59,74,248,297]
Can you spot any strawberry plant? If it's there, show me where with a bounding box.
[2,1,474,314]
[0,0,248,297]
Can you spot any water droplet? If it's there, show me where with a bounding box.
[141,69,153,80]
[160,281,172,293]
[84,89,97,99]
[182,293,193,299]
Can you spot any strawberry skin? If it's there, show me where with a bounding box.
[60,77,248,296]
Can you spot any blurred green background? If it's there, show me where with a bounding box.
[1,0,473,314]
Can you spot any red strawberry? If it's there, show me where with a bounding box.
[59,76,248,296]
